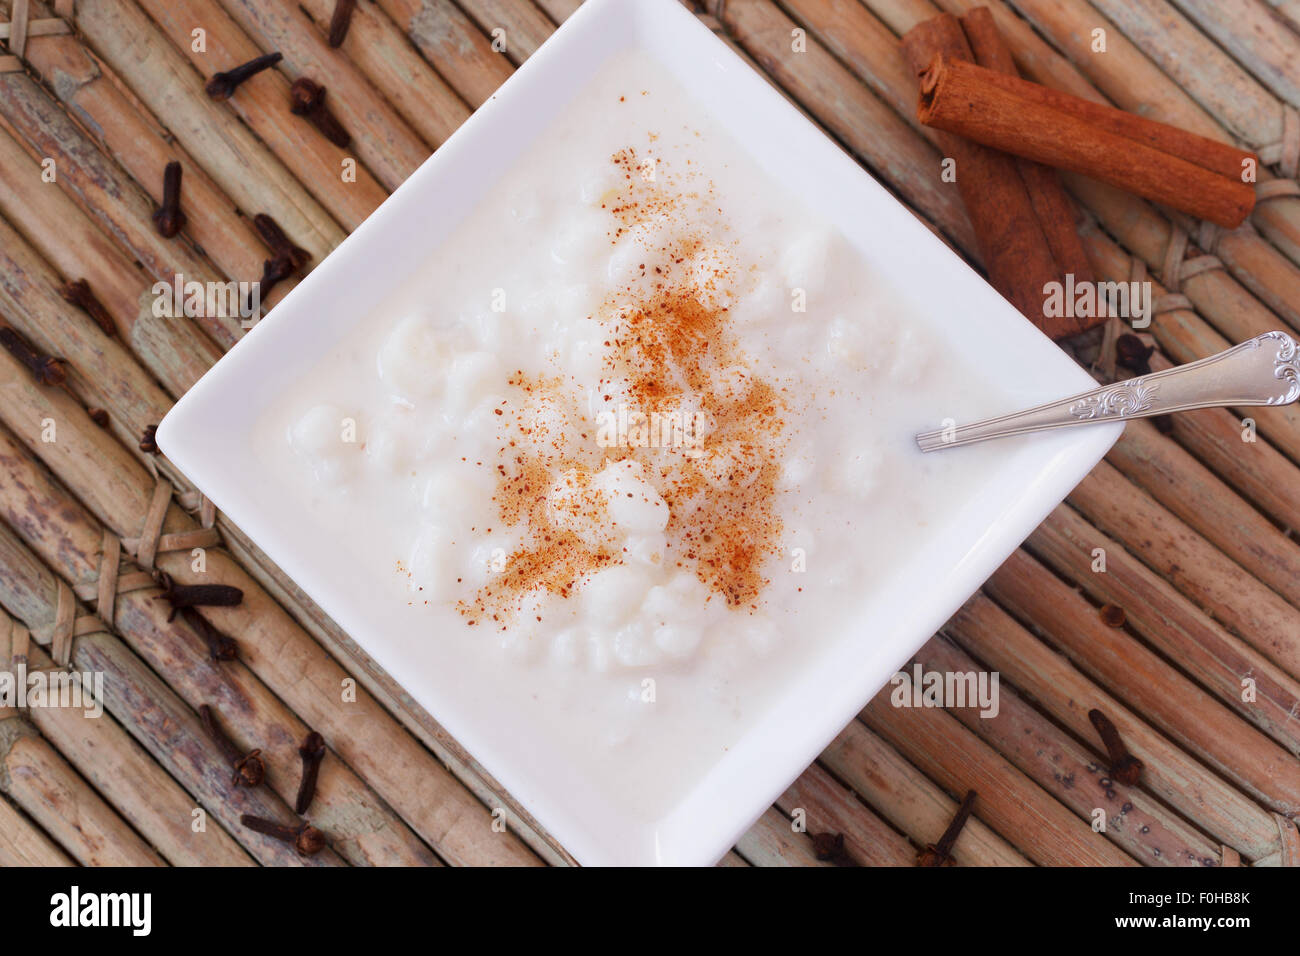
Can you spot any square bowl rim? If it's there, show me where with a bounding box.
[159,0,1121,866]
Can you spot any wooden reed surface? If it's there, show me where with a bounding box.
[0,0,1296,867]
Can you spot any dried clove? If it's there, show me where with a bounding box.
[1114,333,1155,375]
[294,731,326,815]
[1089,708,1144,786]
[328,0,357,47]
[809,831,855,866]
[154,570,243,621]
[289,77,351,148]
[257,253,297,300]
[87,408,110,428]
[205,51,283,101]
[241,814,327,856]
[252,213,311,272]
[0,327,66,386]
[60,280,116,337]
[1099,603,1127,628]
[1113,333,1171,430]
[139,425,159,454]
[179,606,238,662]
[199,703,264,787]
[152,161,187,238]
[917,789,977,866]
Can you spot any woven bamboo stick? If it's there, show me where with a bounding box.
[1077,219,1300,467]
[0,133,226,391]
[1145,352,1300,531]
[0,355,542,866]
[296,0,472,147]
[1088,0,1286,146]
[64,0,351,251]
[0,521,342,866]
[868,0,1217,129]
[0,793,73,866]
[776,761,917,866]
[455,0,555,64]
[1251,199,1300,281]
[1180,0,1300,135]
[1069,218,1300,519]
[948,589,1282,860]
[170,563,539,864]
[705,0,978,255]
[1151,308,1300,461]
[819,718,1030,865]
[784,0,943,131]
[992,0,1266,134]
[986,547,1300,816]
[375,0,513,108]
[532,0,580,23]
[1,610,255,866]
[1100,423,1300,614]
[1066,214,1300,515]
[861,680,1137,865]
[1199,220,1300,333]
[0,76,243,353]
[0,216,177,431]
[113,604,444,866]
[1268,0,1300,36]
[920,634,1221,865]
[1026,503,1300,753]
[0,8,285,305]
[735,807,829,866]
[1066,461,1300,690]
[0,424,442,865]
[206,0,434,181]
[0,716,166,866]
[0,129,237,365]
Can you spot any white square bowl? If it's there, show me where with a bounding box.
[159,0,1121,866]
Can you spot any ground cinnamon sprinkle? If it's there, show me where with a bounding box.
[460,144,789,627]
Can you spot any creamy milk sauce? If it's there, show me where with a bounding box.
[255,52,1011,819]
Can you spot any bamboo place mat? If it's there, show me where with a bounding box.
[0,0,1298,868]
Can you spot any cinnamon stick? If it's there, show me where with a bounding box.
[958,7,1093,288]
[917,55,1256,228]
[900,15,1066,332]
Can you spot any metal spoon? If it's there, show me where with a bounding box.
[916,331,1299,452]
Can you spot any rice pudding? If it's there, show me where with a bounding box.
[255,51,1012,823]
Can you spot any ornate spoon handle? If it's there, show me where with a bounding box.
[917,331,1300,452]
